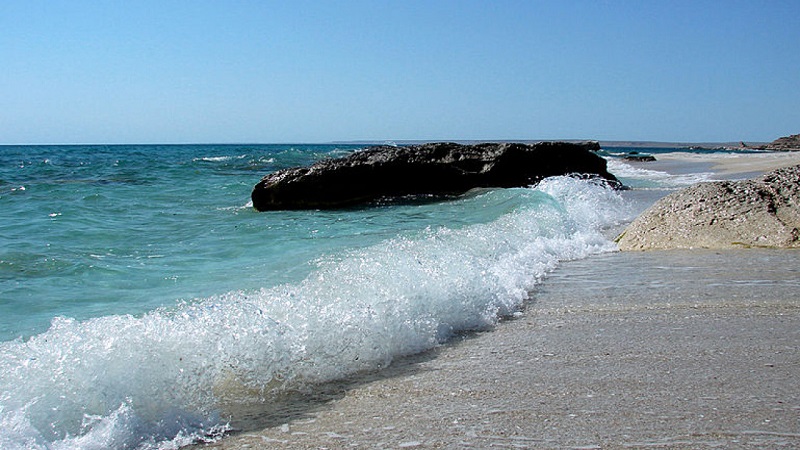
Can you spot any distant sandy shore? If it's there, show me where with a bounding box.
[201,153,800,449]
[653,151,800,177]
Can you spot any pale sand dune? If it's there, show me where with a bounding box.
[201,154,800,449]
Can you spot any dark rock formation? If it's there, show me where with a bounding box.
[616,164,800,250]
[252,142,620,211]
[623,152,657,162]
[763,134,800,151]
[577,140,602,152]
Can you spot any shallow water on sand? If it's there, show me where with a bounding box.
[206,248,800,449]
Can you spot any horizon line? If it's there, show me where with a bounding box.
[0,138,769,147]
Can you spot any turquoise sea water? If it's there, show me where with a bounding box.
[0,144,725,449]
[0,144,369,340]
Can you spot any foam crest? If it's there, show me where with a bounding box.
[192,155,246,163]
[0,177,626,449]
[606,158,717,188]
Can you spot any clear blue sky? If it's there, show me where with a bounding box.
[2,1,798,144]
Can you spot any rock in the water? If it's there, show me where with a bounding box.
[623,153,657,162]
[616,164,800,250]
[251,142,620,211]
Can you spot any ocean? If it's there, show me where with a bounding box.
[0,144,727,449]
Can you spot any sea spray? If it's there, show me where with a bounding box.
[0,176,630,449]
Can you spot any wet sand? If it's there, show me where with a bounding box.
[202,153,800,449]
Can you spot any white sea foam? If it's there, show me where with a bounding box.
[192,155,248,163]
[606,158,717,188]
[0,177,628,449]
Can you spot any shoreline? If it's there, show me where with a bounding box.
[201,153,800,449]
[204,250,800,449]
[649,151,800,178]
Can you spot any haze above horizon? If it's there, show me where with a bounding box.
[2,1,798,145]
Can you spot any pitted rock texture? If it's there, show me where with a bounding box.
[616,165,800,250]
[251,141,617,211]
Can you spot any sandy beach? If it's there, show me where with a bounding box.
[201,153,800,449]
[654,151,800,178]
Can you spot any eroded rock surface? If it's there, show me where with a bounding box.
[616,165,800,250]
[763,134,800,152]
[251,141,617,211]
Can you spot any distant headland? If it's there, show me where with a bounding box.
[755,133,800,151]
[329,137,800,151]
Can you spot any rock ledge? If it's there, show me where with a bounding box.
[763,134,800,152]
[252,142,618,211]
[616,164,800,250]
